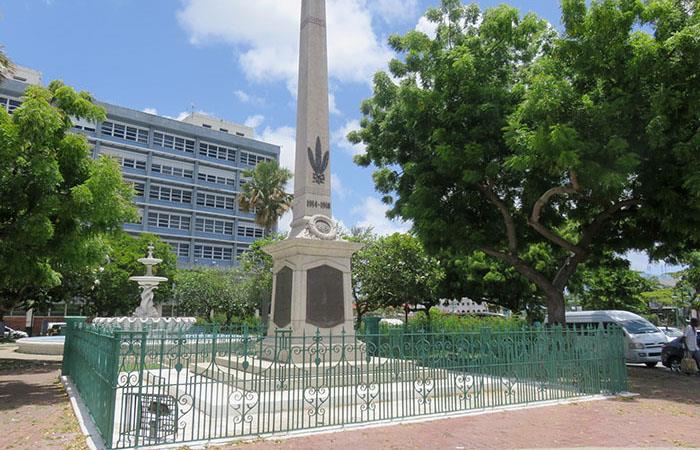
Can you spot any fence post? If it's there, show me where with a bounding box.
[105,330,123,449]
[133,330,149,446]
[363,316,380,357]
[62,316,87,377]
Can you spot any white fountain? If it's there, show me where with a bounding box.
[92,245,196,332]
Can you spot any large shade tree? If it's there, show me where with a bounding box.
[351,0,700,324]
[239,160,293,234]
[0,80,135,320]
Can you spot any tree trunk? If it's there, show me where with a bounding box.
[545,288,566,325]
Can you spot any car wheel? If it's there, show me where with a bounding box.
[645,362,658,368]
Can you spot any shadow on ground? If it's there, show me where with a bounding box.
[626,365,699,404]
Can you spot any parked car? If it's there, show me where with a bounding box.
[660,326,684,341]
[565,310,668,367]
[46,322,67,336]
[661,333,700,372]
[2,326,28,340]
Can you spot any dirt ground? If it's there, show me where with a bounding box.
[0,349,698,450]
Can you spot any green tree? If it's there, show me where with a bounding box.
[85,233,176,316]
[238,233,285,325]
[239,160,293,234]
[674,251,700,314]
[351,0,700,324]
[0,80,135,321]
[175,268,256,324]
[568,253,654,315]
[352,233,444,327]
[0,46,11,79]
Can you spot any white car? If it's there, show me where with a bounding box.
[660,326,684,341]
[2,326,29,340]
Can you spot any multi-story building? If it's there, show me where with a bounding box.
[1,67,279,269]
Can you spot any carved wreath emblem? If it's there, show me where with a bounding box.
[307,136,329,185]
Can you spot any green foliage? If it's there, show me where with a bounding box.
[568,253,655,315]
[352,233,445,327]
[403,308,526,333]
[0,80,135,317]
[352,0,700,324]
[86,233,176,316]
[673,251,700,313]
[239,160,293,233]
[175,268,256,325]
[238,233,285,322]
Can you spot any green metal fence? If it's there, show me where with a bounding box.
[62,322,627,449]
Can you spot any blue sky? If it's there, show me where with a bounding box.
[0,0,672,273]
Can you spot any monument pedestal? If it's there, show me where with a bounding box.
[265,238,363,337]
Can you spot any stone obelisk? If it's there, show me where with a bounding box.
[264,0,362,337]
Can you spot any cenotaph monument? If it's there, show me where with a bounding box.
[264,0,363,336]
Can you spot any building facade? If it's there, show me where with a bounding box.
[1,72,280,269]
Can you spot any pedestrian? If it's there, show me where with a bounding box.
[683,317,699,373]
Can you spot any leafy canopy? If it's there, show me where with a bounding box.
[351,0,700,323]
[0,79,135,315]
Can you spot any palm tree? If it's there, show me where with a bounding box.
[239,160,293,234]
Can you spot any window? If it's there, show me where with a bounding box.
[195,217,235,235]
[199,142,236,162]
[220,128,229,133]
[198,171,235,187]
[194,244,233,261]
[120,157,146,171]
[0,96,22,114]
[149,185,192,204]
[130,182,145,197]
[101,121,149,144]
[237,223,264,238]
[153,131,195,153]
[236,132,245,137]
[236,245,250,257]
[73,124,96,132]
[148,212,190,230]
[196,192,235,210]
[202,124,212,129]
[239,178,248,189]
[240,151,271,167]
[151,163,193,179]
[167,241,190,258]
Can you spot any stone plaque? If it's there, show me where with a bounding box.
[306,265,344,328]
[273,267,293,328]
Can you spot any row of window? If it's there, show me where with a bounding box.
[153,131,196,153]
[150,185,192,204]
[198,171,236,187]
[101,121,149,144]
[199,142,236,162]
[0,96,22,114]
[194,245,233,261]
[238,225,264,238]
[152,163,194,179]
[196,192,235,210]
[195,217,235,235]
[240,151,271,167]
[147,212,190,231]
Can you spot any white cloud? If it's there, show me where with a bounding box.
[328,92,341,116]
[371,0,419,23]
[177,0,393,91]
[143,107,158,115]
[244,114,265,129]
[415,16,438,38]
[332,119,366,156]
[332,172,350,199]
[352,196,411,236]
[259,125,296,173]
[234,89,265,106]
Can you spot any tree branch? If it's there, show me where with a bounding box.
[479,245,555,294]
[478,183,518,254]
[528,171,582,255]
